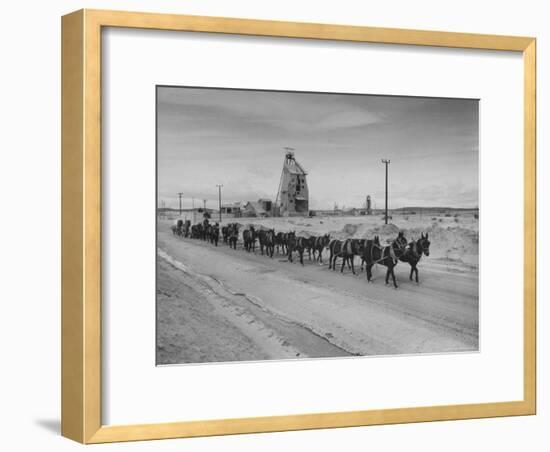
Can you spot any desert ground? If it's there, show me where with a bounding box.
[156,212,479,365]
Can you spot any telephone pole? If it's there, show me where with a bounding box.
[381,159,391,224]
[177,192,184,216]
[216,184,223,223]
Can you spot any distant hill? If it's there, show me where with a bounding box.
[394,206,478,211]
[157,207,216,213]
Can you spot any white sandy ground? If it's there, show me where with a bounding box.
[156,216,479,364]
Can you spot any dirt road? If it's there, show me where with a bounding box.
[157,222,478,364]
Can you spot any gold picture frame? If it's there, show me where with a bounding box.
[61,9,536,444]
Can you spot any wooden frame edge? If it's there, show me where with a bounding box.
[523,38,536,414]
[86,401,534,444]
[84,8,534,50]
[61,9,85,444]
[61,9,537,444]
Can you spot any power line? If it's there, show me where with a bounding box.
[216,184,223,223]
[177,192,184,216]
[381,159,391,224]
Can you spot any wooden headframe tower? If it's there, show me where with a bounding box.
[275,149,309,216]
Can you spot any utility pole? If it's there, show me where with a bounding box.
[381,159,391,224]
[216,184,223,223]
[177,192,184,216]
[192,198,196,223]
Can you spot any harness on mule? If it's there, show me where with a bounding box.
[389,245,397,263]
[404,240,420,260]
[371,242,398,266]
[344,239,353,255]
[334,239,351,257]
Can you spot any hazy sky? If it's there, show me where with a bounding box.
[157,86,478,210]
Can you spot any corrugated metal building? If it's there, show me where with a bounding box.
[242,201,267,217]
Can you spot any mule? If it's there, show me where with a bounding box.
[312,234,331,264]
[209,223,220,246]
[221,225,229,243]
[201,218,210,241]
[258,228,275,258]
[228,223,239,250]
[258,229,267,255]
[328,239,363,274]
[345,239,365,273]
[175,219,185,237]
[282,232,294,255]
[304,236,317,261]
[183,220,191,238]
[243,226,257,252]
[274,232,286,255]
[287,232,307,265]
[362,235,406,288]
[328,239,342,271]
[399,233,431,283]
[191,223,202,239]
[361,231,407,271]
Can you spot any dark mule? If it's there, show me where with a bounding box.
[243,226,257,252]
[304,236,317,261]
[361,231,407,271]
[228,223,239,250]
[258,229,267,255]
[344,239,365,273]
[274,232,286,255]
[328,239,363,274]
[282,232,294,255]
[266,229,276,258]
[362,235,405,288]
[258,228,275,257]
[312,234,331,264]
[183,220,191,238]
[328,239,342,270]
[191,223,202,239]
[209,223,220,246]
[399,233,431,283]
[287,232,307,265]
[175,219,185,237]
[221,225,229,243]
[201,219,210,241]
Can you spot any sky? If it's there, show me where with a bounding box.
[157,86,479,210]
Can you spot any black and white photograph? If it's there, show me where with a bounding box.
[156,85,479,365]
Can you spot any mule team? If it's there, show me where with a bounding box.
[172,218,431,288]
